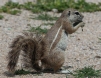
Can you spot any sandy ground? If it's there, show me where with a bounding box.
[0,0,101,78]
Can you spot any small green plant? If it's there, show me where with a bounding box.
[17,4,24,9]
[31,7,42,13]
[29,26,48,34]
[5,1,16,7]
[5,1,19,9]
[23,2,33,10]
[72,66,101,78]
[1,6,9,13]
[5,1,23,9]
[9,9,21,15]
[0,8,3,13]
[33,13,58,21]
[15,69,31,75]
[15,69,42,75]
[0,15,4,19]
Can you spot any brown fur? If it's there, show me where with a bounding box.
[7,32,49,74]
[40,9,84,72]
[7,9,85,75]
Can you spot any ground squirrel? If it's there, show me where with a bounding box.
[7,9,85,75]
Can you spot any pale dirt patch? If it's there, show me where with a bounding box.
[0,0,101,78]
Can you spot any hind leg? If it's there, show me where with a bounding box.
[41,48,65,72]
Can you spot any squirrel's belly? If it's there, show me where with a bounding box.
[56,30,68,51]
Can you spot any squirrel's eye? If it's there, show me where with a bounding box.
[75,12,79,15]
[67,11,71,16]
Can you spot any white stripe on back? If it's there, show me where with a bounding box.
[49,24,62,51]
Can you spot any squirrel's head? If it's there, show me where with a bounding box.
[61,9,84,26]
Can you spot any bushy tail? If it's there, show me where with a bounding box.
[7,35,24,74]
[7,32,38,73]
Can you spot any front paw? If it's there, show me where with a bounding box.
[80,22,85,27]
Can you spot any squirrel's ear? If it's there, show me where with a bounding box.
[67,11,71,16]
